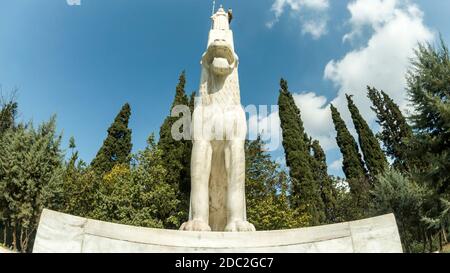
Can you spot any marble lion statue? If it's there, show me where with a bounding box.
[180,7,255,232]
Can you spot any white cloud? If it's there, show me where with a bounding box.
[329,158,343,171]
[247,106,282,152]
[267,0,330,39]
[263,0,435,176]
[246,92,337,153]
[302,19,328,40]
[343,0,398,41]
[292,92,337,150]
[292,0,433,158]
[325,0,433,121]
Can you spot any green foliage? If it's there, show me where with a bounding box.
[402,39,450,251]
[0,93,18,136]
[245,138,310,230]
[332,177,369,223]
[91,103,132,175]
[1,38,448,252]
[0,117,64,252]
[346,94,388,182]
[371,168,430,252]
[277,78,325,225]
[367,87,413,171]
[189,91,196,114]
[330,104,370,200]
[407,39,450,194]
[93,136,181,228]
[61,167,100,219]
[310,140,336,223]
[422,198,450,250]
[158,72,192,225]
[62,136,182,229]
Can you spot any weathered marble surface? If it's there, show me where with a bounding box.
[32,209,403,253]
[182,6,254,232]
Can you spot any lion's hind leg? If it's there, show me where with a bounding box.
[224,140,256,232]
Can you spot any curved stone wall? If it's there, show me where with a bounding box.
[32,209,403,253]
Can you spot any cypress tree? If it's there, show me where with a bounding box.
[158,71,191,222]
[346,94,388,181]
[330,104,370,197]
[407,40,450,193]
[310,140,336,223]
[188,91,196,115]
[278,78,324,225]
[91,103,132,174]
[367,87,413,171]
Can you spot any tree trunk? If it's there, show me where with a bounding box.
[2,226,6,245]
[19,228,25,253]
[12,226,17,251]
[429,233,433,253]
[442,228,448,244]
[422,229,427,253]
[401,222,409,253]
[20,228,30,253]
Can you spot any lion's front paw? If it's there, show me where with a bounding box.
[179,220,212,232]
[225,220,256,232]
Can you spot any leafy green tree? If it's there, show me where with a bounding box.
[0,117,64,252]
[91,103,132,174]
[371,168,430,253]
[346,94,388,182]
[330,104,370,200]
[158,71,192,225]
[62,167,99,219]
[0,94,18,246]
[422,198,450,251]
[331,176,369,223]
[407,40,450,194]
[367,87,413,171]
[0,93,18,136]
[188,91,196,114]
[404,40,450,252]
[91,136,181,229]
[245,138,310,230]
[278,78,324,225]
[60,137,98,219]
[310,140,336,223]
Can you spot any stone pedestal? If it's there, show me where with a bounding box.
[32,209,403,253]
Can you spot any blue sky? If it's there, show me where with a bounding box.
[0,0,449,177]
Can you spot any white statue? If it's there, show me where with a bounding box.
[180,7,255,232]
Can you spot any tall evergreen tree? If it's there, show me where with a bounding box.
[346,94,388,181]
[330,104,370,197]
[367,87,413,171]
[91,103,132,174]
[158,71,191,223]
[407,40,450,193]
[278,78,325,225]
[0,96,18,136]
[188,91,196,115]
[311,140,336,223]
